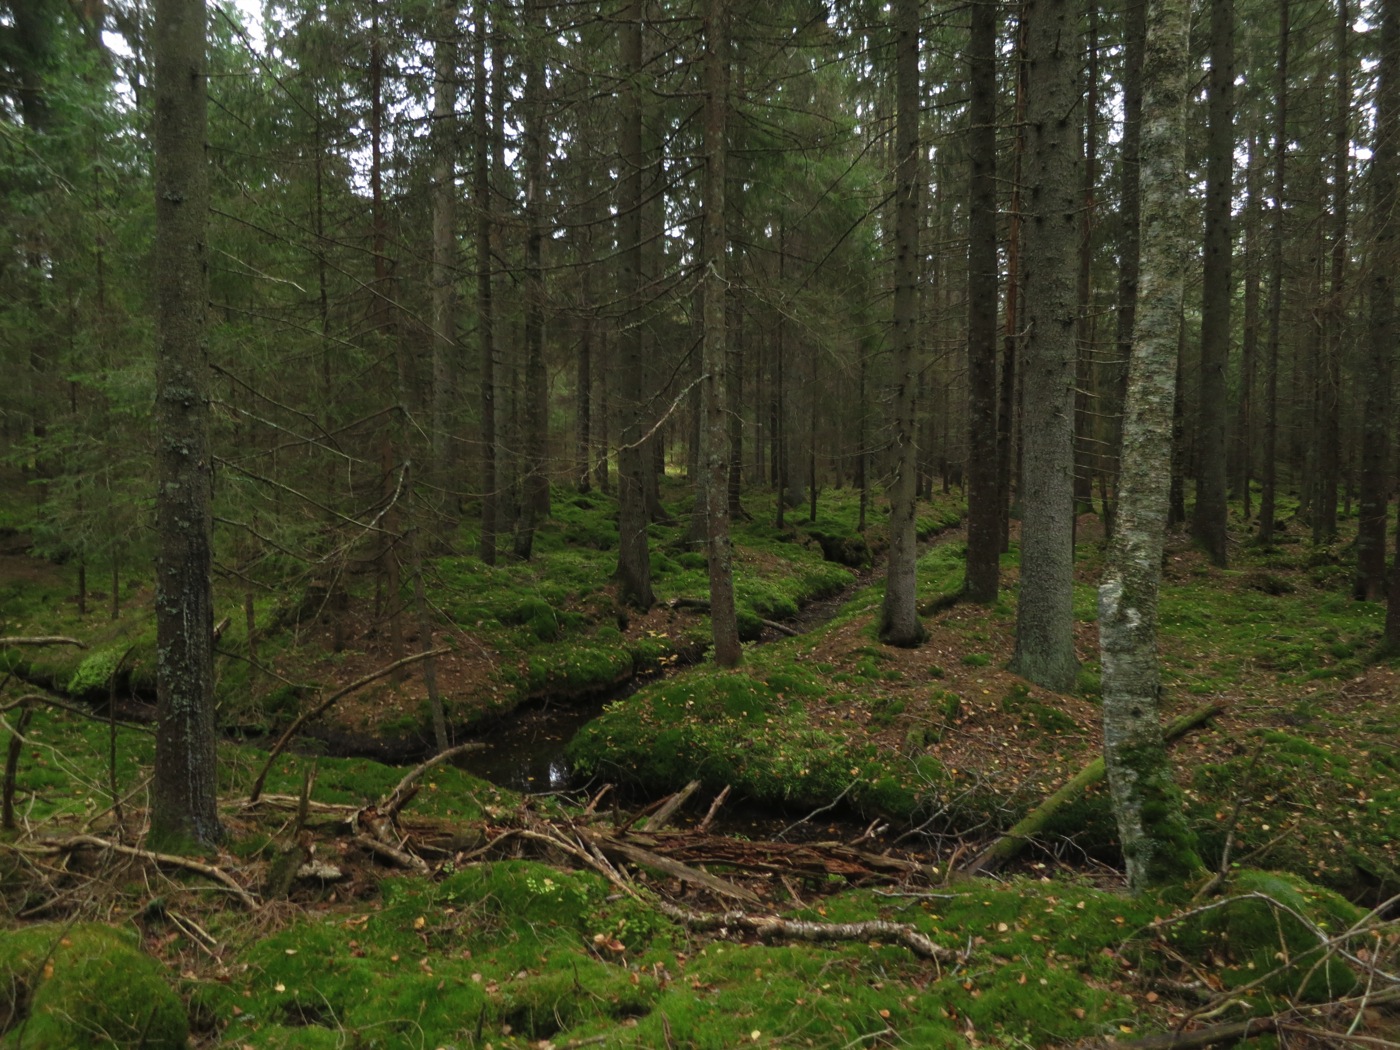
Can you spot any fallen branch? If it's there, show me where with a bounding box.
[966,701,1223,874]
[1087,1016,1278,1050]
[41,834,259,910]
[0,636,86,649]
[639,779,701,832]
[247,647,449,803]
[655,902,959,963]
[352,833,430,873]
[581,828,761,905]
[696,786,730,833]
[382,741,486,819]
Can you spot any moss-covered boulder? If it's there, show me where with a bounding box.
[0,923,187,1049]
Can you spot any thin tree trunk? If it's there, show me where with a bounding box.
[475,2,497,565]
[1193,0,1233,566]
[615,0,653,609]
[1234,128,1261,520]
[1360,0,1397,600]
[1258,0,1290,546]
[514,0,548,559]
[1099,0,1201,891]
[1107,0,1146,541]
[1314,0,1349,545]
[702,0,739,668]
[964,0,1000,603]
[430,0,459,529]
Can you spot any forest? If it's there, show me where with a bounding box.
[2,0,1400,1044]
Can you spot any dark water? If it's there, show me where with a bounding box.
[455,700,603,793]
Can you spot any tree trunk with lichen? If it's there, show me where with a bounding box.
[1098,0,1202,891]
[151,0,222,847]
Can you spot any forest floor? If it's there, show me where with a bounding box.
[2,483,1400,1048]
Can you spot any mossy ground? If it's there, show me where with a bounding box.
[3,485,1400,1046]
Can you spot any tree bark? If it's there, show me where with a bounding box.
[1258,0,1290,546]
[151,0,222,846]
[614,0,654,610]
[1193,0,1233,567]
[1376,0,1400,637]
[475,3,497,565]
[964,0,1000,604]
[1011,0,1080,690]
[430,0,459,528]
[702,0,740,668]
[1098,0,1202,891]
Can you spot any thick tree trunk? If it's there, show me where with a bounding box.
[1193,0,1233,567]
[1011,0,1079,690]
[1098,0,1201,891]
[151,0,222,846]
[702,0,740,668]
[964,0,1000,604]
[880,0,924,648]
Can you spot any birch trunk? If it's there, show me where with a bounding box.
[1098,0,1201,891]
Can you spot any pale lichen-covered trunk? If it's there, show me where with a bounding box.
[880,0,925,648]
[1011,0,1079,690]
[1098,0,1200,891]
[702,0,740,668]
[152,0,222,846]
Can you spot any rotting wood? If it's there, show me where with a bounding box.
[247,647,449,803]
[352,832,430,873]
[653,901,959,963]
[965,701,1223,874]
[639,779,701,832]
[580,827,760,904]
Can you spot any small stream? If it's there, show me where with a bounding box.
[450,524,959,797]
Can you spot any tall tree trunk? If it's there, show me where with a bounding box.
[881,0,924,648]
[702,0,740,667]
[1367,0,1399,614]
[515,0,548,559]
[1107,0,1146,541]
[1258,0,1290,546]
[1315,0,1349,545]
[1234,128,1261,520]
[430,0,459,530]
[1011,0,1080,689]
[1099,0,1201,892]
[615,0,653,609]
[151,0,222,846]
[475,3,497,565]
[1193,0,1233,566]
[964,0,1000,603]
[999,9,1028,554]
[1073,0,1099,518]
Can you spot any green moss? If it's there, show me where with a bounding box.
[0,923,187,1049]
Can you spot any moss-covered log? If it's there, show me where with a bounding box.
[965,702,1221,874]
